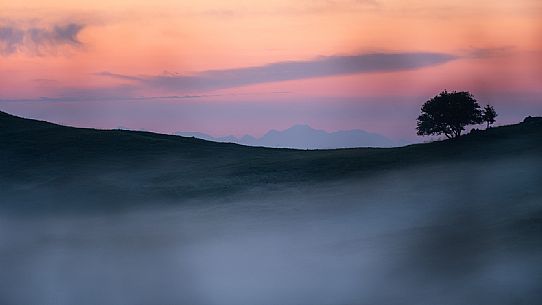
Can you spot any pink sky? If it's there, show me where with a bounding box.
[1,0,541,140]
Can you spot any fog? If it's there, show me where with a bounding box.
[1,158,541,305]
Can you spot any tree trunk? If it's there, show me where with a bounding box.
[453,129,461,138]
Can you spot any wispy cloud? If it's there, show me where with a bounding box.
[464,46,515,59]
[0,23,85,56]
[98,52,458,92]
[0,89,289,103]
[287,0,381,13]
[200,0,380,18]
[93,71,144,82]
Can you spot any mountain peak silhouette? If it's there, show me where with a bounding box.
[176,124,403,149]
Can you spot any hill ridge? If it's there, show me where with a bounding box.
[1,110,541,210]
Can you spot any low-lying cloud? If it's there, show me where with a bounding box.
[0,23,84,56]
[99,52,457,92]
[1,156,541,305]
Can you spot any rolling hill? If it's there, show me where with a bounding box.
[1,110,541,211]
[1,110,542,305]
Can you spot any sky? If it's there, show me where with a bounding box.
[1,0,541,140]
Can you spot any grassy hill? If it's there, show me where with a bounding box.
[1,111,542,305]
[1,110,541,211]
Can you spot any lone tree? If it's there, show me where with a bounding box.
[482,104,497,128]
[417,90,483,139]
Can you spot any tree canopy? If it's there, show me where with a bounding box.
[482,105,498,128]
[417,90,483,139]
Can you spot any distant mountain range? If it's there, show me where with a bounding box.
[175,124,408,149]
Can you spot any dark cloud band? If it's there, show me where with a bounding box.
[100,52,458,92]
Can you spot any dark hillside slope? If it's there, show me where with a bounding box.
[1,111,541,210]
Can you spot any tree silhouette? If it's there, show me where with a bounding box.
[482,104,497,129]
[417,90,483,139]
